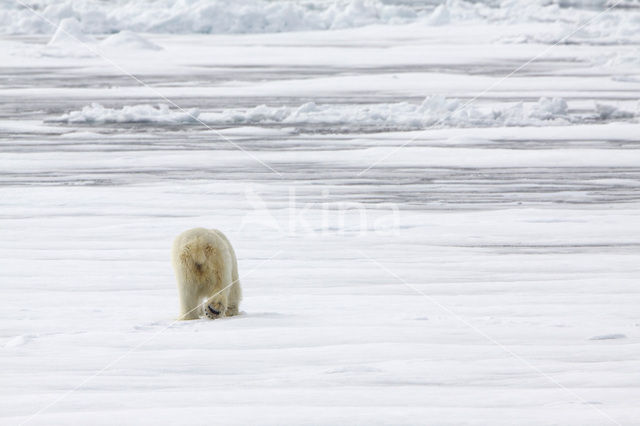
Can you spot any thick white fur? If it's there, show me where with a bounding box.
[171,228,242,320]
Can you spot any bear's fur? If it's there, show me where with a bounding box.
[171,228,242,320]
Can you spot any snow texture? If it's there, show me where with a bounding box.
[1,1,640,425]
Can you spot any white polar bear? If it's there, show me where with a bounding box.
[171,228,242,320]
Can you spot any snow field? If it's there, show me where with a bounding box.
[1,1,640,425]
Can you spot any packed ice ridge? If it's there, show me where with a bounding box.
[1,0,418,35]
[3,0,640,43]
[52,97,637,129]
[54,103,200,124]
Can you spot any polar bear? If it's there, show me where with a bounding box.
[171,228,242,320]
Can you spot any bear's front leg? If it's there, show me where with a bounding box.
[203,296,227,320]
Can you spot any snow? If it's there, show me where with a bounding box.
[1,1,640,425]
[100,31,162,51]
[46,17,94,46]
[589,334,628,340]
[44,20,162,57]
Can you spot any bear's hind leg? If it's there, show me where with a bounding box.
[178,282,202,320]
[225,305,239,317]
